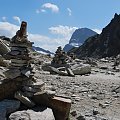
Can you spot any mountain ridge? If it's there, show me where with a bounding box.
[69,13,120,58]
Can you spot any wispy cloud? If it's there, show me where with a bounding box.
[42,3,59,13]
[13,16,21,24]
[2,17,7,22]
[36,9,46,14]
[67,8,72,16]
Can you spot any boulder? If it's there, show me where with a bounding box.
[9,107,55,120]
[71,63,91,75]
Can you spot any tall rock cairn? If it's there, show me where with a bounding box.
[4,21,45,98]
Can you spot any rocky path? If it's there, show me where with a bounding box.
[35,65,120,120]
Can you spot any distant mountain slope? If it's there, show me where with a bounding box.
[63,28,97,52]
[69,13,120,58]
[32,46,54,55]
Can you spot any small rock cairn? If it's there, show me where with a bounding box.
[52,46,68,65]
[4,21,44,106]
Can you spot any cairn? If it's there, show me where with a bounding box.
[4,21,45,106]
[52,46,68,65]
[2,22,71,120]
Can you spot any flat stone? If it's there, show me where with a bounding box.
[10,62,27,67]
[9,50,20,56]
[11,59,28,64]
[5,54,31,60]
[4,69,21,79]
[9,42,32,48]
[11,46,28,52]
[45,90,56,98]
[9,107,55,120]
[15,91,35,108]
[31,81,45,89]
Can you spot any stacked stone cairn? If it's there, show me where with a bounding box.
[52,46,68,65]
[3,21,71,120]
[4,21,45,107]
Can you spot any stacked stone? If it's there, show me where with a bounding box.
[52,46,67,65]
[4,21,45,99]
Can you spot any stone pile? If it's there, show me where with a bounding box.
[4,21,45,102]
[52,46,68,65]
[1,21,71,120]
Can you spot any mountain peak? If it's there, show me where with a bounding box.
[63,28,97,52]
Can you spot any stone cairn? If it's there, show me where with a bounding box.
[3,22,71,120]
[52,46,68,65]
[4,21,45,107]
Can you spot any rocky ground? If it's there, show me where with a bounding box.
[0,51,120,120]
[33,53,120,120]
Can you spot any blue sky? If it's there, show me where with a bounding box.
[0,0,120,52]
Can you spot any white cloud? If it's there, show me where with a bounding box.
[0,22,19,37]
[2,17,7,22]
[49,25,77,37]
[13,16,21,24]
[42,3,59,13]
[67,8,72,16]
[0,22,77,52]
[92,29,102,34]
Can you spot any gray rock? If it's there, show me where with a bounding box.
[71,64,91,75]
[70,110,77,116]
[66,68,75,77]
[9,107,55,120]
[49,66,68,76]
[15,91,35,108]
[0,99,20,120]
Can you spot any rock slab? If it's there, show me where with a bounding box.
[9,107,55,120]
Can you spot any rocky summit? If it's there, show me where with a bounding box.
[69,13,120,58]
